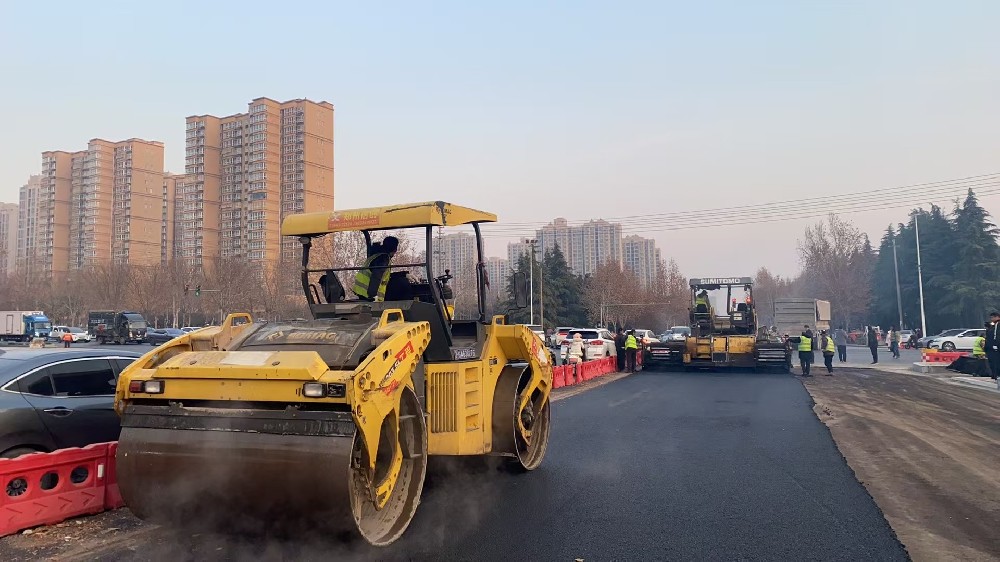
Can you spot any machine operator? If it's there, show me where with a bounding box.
[695,290,712,315]
[352,236,399,301]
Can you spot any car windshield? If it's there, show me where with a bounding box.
[35,322,51,329]
[69,327,85,333]
[937,329,963,337]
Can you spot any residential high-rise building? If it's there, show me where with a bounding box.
[67,138,166,270]
[37,151,75,279]
[0,202,18,276]
[484,257,511,297]
[535,218,622,276]
[183,97,334,268]
[161,173,185,264]
[433,232,477,280]
[15,175,42,276]
[622,234,661,288]
[507,238,534,267]
[18,139,167,279]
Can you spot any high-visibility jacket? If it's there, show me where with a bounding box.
[798,335,812,352]
[353,253,392,301]
[824,335,835,353]
[973,336,986,357]
[624,335,638,350]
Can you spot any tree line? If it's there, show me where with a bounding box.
[757,188,998,335]
[501,245,690,332]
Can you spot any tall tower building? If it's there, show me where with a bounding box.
[15,174,42,276]
[182,97,334,268]
[68,138,166,270]
[535,218,622,276]
[484,257,511,297]
[38,151,75,279]
[433,232,477,280]
[0,202,18,276]
[507,238,534,267]
[622,234,661,288]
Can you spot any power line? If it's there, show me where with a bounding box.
[487,173,1000,228]
[479,178,1000,238]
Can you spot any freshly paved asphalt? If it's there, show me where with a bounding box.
[78,368,908,561]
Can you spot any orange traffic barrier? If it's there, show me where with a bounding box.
[0,443,109,537]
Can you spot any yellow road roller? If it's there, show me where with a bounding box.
[114,201,552,546]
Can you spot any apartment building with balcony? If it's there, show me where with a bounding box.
[623,234,662,288]
[433,232,477,281]
[64,138,166,270]
[0,202,17,276]
[37,151,75,279]
[535,218,623,277]
[161,173,184,263]
[182,97,333,269]
[15,175,42,277]
[484,256,511,298]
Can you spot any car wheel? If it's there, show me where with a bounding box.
[1,447,42,459]
[942,341,956,351]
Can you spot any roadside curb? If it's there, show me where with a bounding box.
[947,377,1000,393]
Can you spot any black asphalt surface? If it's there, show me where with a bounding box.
[65,369,908,561]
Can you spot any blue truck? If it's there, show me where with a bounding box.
[0,311,53,342]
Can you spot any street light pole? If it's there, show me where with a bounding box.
[892,237,904,329]
[527,241,535,325]
[914,212,928,336]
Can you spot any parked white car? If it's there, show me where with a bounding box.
[550,326,575,348]
[49,326,92,343]
[928,328,985,351]
[633,329,659,345]
[559,328,616,360]
[662,326,691,342]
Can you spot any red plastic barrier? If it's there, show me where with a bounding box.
[0,443,109,537]
[566,361,580,384]
[921,351,968,363]
[104,442,124,509]
[551,365,566,388]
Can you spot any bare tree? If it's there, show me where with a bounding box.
[797,214,873,328]
[753,266,794,326]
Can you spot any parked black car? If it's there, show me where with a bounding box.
[145,327,185,346]
[0,348,141,458]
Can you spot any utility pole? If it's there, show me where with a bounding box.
[914,211,928,336]
[892,237,904,329]
[526,239,538,326]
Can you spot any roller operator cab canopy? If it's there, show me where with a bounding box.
[281,201,498,237]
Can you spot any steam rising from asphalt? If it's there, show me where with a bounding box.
[121,450,516,561]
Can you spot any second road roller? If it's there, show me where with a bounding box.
[114,201,552,546]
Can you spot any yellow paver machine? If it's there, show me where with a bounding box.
[647,276,791,371]
[114,201,552,545]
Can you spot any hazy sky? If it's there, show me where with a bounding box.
[2,1,998,278]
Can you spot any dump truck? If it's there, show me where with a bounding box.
[88,310,148,344]
[646,277,790,371]
[114,201,552,546]
[0,311,52,342]
[773,298,831,338]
